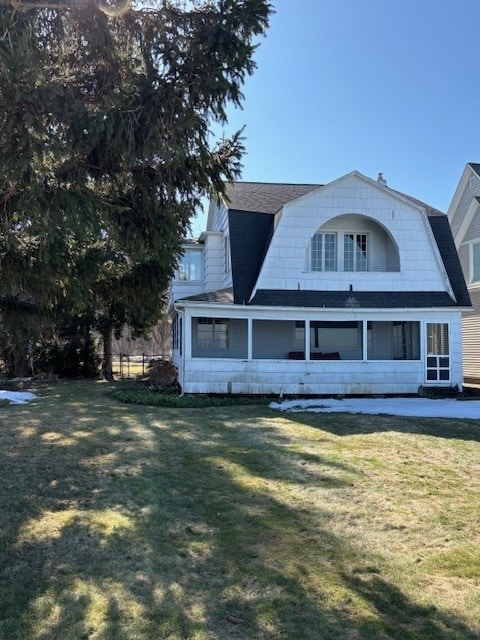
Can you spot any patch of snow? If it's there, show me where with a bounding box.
[0,390,37,405]
[269,397,480,419]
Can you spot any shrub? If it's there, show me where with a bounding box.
[147,360,180,392]
[109,383,266,408]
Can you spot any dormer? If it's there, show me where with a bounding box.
[306,214,400,274]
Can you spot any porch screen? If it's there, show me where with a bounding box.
[310,321,362,359]
[367,321,420,360]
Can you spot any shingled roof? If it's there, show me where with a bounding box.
[469,162,480,177]
[223,181,471,309]
[250,290,457,308]
[224,182,320,214]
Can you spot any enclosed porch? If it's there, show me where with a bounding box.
[172,312,459,395]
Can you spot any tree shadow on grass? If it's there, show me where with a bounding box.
[1,381,479,639]
[276,408,480,443]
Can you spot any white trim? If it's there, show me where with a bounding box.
[174,301,461,316]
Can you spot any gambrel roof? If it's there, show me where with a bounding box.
[224,180,470,308]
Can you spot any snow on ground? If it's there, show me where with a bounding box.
[269,397,480,419]
[0,390,37,405]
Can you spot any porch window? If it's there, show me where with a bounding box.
[367,321,420,360]
[426,323,450,381]
[344,233,367,271]
[178,250,202,282]
[172,313,179,350]
[472,242,480,282]
[311,232,336,271]
[253,320,304,359]
[196,318,229,349]
[310,321,362,359]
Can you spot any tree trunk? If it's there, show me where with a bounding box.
[102,325,114,380]
[3,342,31,378]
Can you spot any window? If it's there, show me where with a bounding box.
[310,321,362,359]
[178,250,202,281]
[426,323,450,381]
[367,321,420,360]
[311,232,336,271]
[344,233,367,271]
[179,317,182,356]
[472,242,480,282]
[196,318,229,350]
[172,314,178,350]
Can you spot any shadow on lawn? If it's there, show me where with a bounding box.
[278,408,480,443]
[0,381,479,639]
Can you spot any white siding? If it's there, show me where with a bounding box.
[462,289,480,380]
[210,202,229,233]
[254,175,448,295]
[202,232,224,292]
[178,307,463,395]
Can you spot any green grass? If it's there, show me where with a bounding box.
[1,380,480,639]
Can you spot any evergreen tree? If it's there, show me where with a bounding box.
[0,0,271,377]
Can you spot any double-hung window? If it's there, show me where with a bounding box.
[196,318,229,350]
[311,232,336,271]
[344,233,367,271]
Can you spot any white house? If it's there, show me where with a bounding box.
[170,171,470,395]
[447,162,480,381]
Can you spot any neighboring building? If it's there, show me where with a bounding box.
[448,163,480,382]
[170,171,470,395]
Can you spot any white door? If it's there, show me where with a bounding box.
[425,323,450,383]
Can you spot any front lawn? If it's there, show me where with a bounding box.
[1,380,479,639]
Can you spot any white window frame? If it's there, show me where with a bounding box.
[343,232,368,272]
[310,232,336,271]
[195,318,229,350]
[177,249,203,282]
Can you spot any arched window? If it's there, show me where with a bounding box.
[309,215,400,273]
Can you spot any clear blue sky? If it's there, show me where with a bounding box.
[191,0,480,235]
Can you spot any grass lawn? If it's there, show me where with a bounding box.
[1,381,480,640]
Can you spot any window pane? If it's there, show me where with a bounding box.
[196,318,229,349]
[189,252,202,280]
[427,323,449,355]
[324,233,336,271]
[344,234,354,271]
[178,251,202,281]
[367,321,420,360]
[310,321,362,358]
[355,234,367,271]
[178,256,189,281]
[311,234,323,271]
